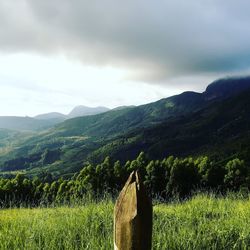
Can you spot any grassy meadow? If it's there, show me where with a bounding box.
[1,195,250,249]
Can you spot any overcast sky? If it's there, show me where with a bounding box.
[1,0,250,116]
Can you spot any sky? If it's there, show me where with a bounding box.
[1,0,250,116]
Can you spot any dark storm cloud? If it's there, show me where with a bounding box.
[1,0,250,82]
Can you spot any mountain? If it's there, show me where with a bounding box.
[68,106,110,118]
[1,76,250,176]
[35,112,67,120]
[204,76,250,100]
[54,91,204,140]
[52,77,250,139]
[0,116,61,131]
[103,89,250,162]
[34,106,110,120]
[0,106,110,132]
[112,105,136,111]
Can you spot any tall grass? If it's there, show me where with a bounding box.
[0,194,250,249]
[154,194,250,249]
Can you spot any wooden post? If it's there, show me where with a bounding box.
[114,171,152,250]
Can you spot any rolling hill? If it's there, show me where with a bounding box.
[1,76,250,176]
[68,105,110,118]
[0,106,110,132]
[0,116,61,131]
[34,112,67,120]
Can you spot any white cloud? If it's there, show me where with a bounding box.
[1,0,250,81]
[0,0,250,115]
[0,53,180,116]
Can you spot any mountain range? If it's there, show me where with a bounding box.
[0,106,110,131]
[1,76,250,177]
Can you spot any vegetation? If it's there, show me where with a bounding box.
[0,152,249,206]
[1,194,250,249]
[0,77,250,248]
[0,200,113,250]
[0,116,63,131]
[1,77,250,176]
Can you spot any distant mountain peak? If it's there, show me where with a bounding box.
[35,112,67,120]
[68,105,110,118]
[204,76,250,101]
[2,75,250,174]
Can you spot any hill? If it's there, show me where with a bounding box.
[34,112,67,120]
[204,76,250,100]
[1,76,250,175]
[0,116,62,131]
[35,106,110,120]
[0,106,110,132]
[104,88,250,162]
[68,105,110,118]
[45,76,250,139]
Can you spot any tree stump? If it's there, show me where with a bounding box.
[114,171,152,250]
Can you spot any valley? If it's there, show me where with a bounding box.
[1,77,250,177]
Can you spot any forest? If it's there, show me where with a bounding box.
[0,152,248,207]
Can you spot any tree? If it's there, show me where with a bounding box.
[224,158,248,190]
[127,152,148,179]
[145,160,166,196]
[114,160,127,188]
[167,157,200,198]
[197,156,225,189]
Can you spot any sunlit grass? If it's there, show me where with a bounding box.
[154,194,250,249]
[1,194,250,249]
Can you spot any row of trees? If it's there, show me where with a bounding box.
[0,152,249,206]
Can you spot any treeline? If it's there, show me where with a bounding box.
[0,152,249,206]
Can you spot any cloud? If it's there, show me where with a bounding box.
[1,0,250,83]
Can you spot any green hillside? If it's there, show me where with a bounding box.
[0,91,206,175]
[0,116,64,131]
[1,77,250,176]
[106,89,250,162]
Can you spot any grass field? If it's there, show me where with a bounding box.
[0,194,250,249]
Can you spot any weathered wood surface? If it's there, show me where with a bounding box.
[114,171,152,250]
